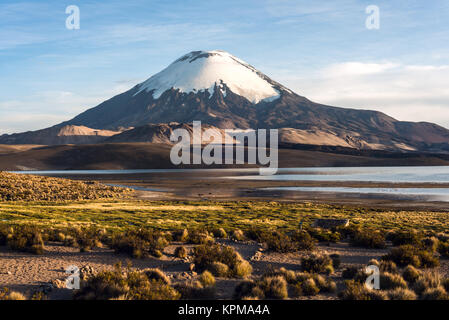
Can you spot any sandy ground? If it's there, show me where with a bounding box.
[2,239,448,300]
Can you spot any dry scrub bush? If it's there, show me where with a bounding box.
[338,280,388,300]
[193,244,252,278]
[5,225,44,254]
[173,229,189,242]
[174,246,188,259]
[386,288,417,300]
[74,264,179,300]
[199,271,216,287]
[212,228,227,238]
[233,276,289,300]
[402,265,421,284]
[111,228,168,259]
[420,287,449,300]
[350,229,386,249]
[188,229,214,244]
[231,229,245,241]
[208,261,230,277]
[301,253,334,274]
[379,272,408,290]
[174,280,215,300]
[389,231,422,247]
[382,245,439,268]
[412,271,443,296]
[142,268,171,285]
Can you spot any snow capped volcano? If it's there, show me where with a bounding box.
[135,50,285,103]
[4,49,447,152]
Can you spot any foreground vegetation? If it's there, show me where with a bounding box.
[1,185,449,300]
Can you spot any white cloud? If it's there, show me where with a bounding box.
[283,62,449,128]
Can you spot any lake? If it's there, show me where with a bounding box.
[12,166,449,202]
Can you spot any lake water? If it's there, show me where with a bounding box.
[12,166,449,202]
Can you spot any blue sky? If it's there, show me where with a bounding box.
[1,0,449,133]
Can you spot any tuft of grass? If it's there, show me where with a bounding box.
[301,253,334,274]
[74,264,179,300]
[382,245,439,268]
[379,272,408,290]
[174,246,188,259]
[6,225,44,255]
[338,280,388,300]
[402,265,421,284]
[193,244,252,278]
[142,268,171,285]
[350,229,386,249]
[386,288,417,300]
[174,280,215,300]
[199,271,216,287]
[111,228,168,259]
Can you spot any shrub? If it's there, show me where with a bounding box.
[258,276,288,299]
[386,288,417,300]
[234,277,288,300]
[208,261,230,277]
[390,231,422,247]
[412,271,442,295]
[174,280,215,300]
[296,278,320,296]
[188,229,214,244]
[74,226,100,252]
[142,268,171,285]
[382,245,439,268]
[301,254,333,274]
[291,230,316,251]
[233,281,258,300]
[174,246,188,259]
[264,231,298,253]
[231,229,245,241]
[402,265,421,284]
[234,261,253,279]
[379,261,398,274]
[7,225,44,254]
[111,229,168,259]
[199,271,216,287]
[74,264,180,300]
[338,280,388,300]
[173,229,189,242]
[212,228,227,238]
[379,272,408,290]
[262,267,297,284]
[350,230,386,249]
[193,244,252,278]
[420,287,449,300]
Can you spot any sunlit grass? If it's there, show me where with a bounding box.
[0,200,448,235]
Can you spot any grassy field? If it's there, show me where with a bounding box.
[1,199,448,235]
